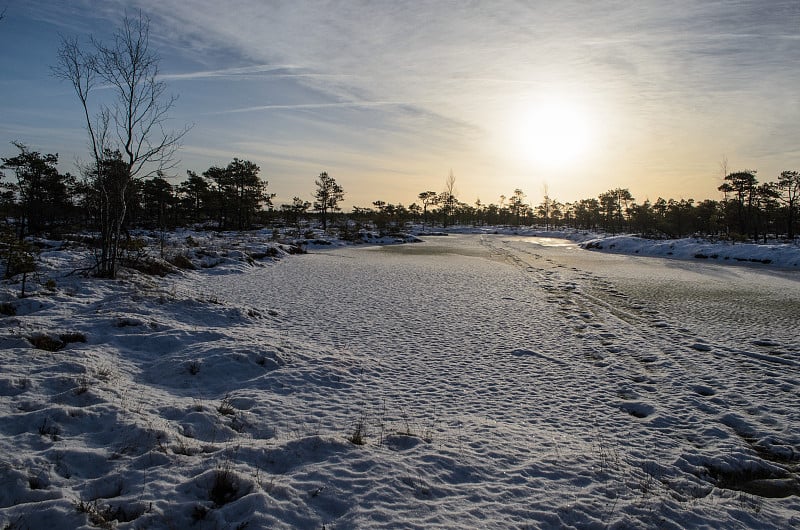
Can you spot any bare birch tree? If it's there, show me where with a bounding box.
[439,170,457,226]
[54,12,188,277]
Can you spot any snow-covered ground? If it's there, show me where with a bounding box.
[436,226,800,270]
[1,231,798,528]
[580,235,800,269]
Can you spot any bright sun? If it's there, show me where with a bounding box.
[512,98,595,169]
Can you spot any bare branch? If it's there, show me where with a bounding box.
[52,11,190,278]
[53,36,102,164]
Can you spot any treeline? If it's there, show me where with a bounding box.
[3,139,800,245]
[0,144,348,237]
[348,171,799,242]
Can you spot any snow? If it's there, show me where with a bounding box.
[580,235,800,269]
[1,230,799,528]
[424,226,800,270]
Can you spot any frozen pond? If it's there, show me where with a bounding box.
[3,234,797,529]
[198,233,800,528]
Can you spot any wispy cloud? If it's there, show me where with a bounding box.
[159,64,296,81]
[206,100,405,115]
[10,0,800,204]
[159,64,357,82]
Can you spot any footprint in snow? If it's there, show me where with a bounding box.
[751,339,779,348]
[618,401,655,418]
[384,433,427,451]
[692,385,716,397]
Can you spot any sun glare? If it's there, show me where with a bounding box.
[511,98,595,169]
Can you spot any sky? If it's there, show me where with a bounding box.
[1,1,799,209]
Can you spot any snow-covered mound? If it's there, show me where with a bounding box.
[581,235,800,269]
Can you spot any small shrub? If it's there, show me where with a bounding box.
[94,365,113,380]
[45,278,57,291]
[169,253,197,270]
[284,244,306,255]
[348,417,367,445]
[74,499,144,528]
[115,318,140,328]
[187,361,201,375]
[28,334,65,352]
[60,332,87,344]
[120,237,147,252]
[28,332,85,351]
[217,394,235,416]
[38,418,60,441]
[0,302,16,316]
[209,469,240,507]
[230,414,250,433]
[251,246,281,258]
[73,376,90,395]
[125,257,174,277]
[173,439,198,456]
[27,465,51,491]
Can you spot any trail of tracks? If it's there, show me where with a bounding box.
[481,235,800,497]
[200,233,800,526]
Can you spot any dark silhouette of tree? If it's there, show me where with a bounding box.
[776,170,800,239]
[537,184,551,229]
[665,198,695,237]
[628,200,655,235]
[694,199,721,236]
[598,189,633,232]
[598,191,617,231]
[1,142,75,238]
[0,225,37,298]
[418,190,438,229]
[408,202,422,222]
[54,12,188,277]
[141,175,177,255]
[505,188,525,226]
[313,172,344,230]
[570,198,600,230]
[280,197,311,232]
[718,170,757,238]
[752,182,779,242]
[178,170,212,225]
[204,159,270,230]
[438,170,458,226]
[142,176,175,227]
[79,149,131,268]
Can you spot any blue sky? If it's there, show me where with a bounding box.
[1,1,799,208]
